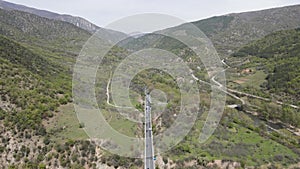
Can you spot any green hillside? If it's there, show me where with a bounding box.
[192,15,234,37]
[233,28,300,102]
[119,15,300,169]
[0,8,91,66]
[0,35,58,75]
[0,2,300,168]
[0,35,71,131]
[122,5,300,63]
[0,7,145,168]
[176,5,300,56]
[0,8,92,132]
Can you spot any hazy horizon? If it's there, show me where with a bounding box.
[4,0,300,30]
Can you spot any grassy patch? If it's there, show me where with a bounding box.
[229,70,267,89]
[45,104,88,143]
[102,109,139,137]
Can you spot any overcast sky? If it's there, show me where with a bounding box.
[5,0,300,28]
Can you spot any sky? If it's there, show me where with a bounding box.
[5,0,300,30]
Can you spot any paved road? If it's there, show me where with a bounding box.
[144,92,155,169]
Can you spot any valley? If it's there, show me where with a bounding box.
[0,1,299,168]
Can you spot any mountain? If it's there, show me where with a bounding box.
[0,7,93,67]
[119,4,300,85]
[0,34,68,129]
[117,7,300,168]
[0,34,136,169]
[124,4,300,57]
[0,35,59,75]
[0,4,98,134]
[0,0,98,33]
[0,2,300,168]
[0,7,91,131]
[0,5,140,168]
[0,0,127,39]
[233,28,300,103]
[191,4,300,56]
[3,1,299,57]
[0,6,98,168]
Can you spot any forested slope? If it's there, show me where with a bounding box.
[233,28,300,102]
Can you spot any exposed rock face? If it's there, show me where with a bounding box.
[0,0,98,33]
[50,15,99,33]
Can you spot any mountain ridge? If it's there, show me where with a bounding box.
[232,28,300,102]
[0,2,300,168]
[0,0,99,33]
[120,4,300,58]
[0,0,127,39]
[158,4,300,56]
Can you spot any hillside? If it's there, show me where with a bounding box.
[0,8,89,131]
[0,8,93,67]
[232,28,300,104]
[0,35,70,130]
[0,2,300,168]
[0,0,127,38]
[118,5,300,168]
[121,5,300,61]
[221,28,300,141]
[0,0,94,33]
[0,7,96,168]
[0,6,141,168]
[152,4,300,57]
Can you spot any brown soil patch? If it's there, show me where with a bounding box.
[234,78,248,84]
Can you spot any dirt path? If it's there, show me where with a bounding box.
[106,74,132,109]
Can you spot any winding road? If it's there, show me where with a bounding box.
[191,58,300,136]
[192,59,298,109]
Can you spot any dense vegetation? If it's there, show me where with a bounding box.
[118,27,300,167]
[233,28,300,102]
[0,7,91,132]
[228,28,300,133]
[166,108,300,168]
[0,35,71,131]
[0,2,300,168]
[0,35,58,75]
[0,7,95,168]
[0,8,91,66]
[191,16,234,37]
[197,5,300,56]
